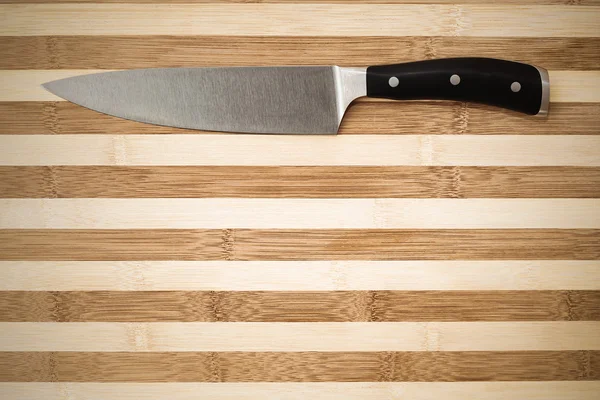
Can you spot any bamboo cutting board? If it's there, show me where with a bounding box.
[1,1,600,399]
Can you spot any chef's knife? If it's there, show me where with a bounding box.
[43,57,549,134]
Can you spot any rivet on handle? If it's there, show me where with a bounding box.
[450,74,461,85]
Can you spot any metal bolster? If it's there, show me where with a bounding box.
[535,66,550,117]
[333,66,367,125]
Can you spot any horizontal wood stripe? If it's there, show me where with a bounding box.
[2,102,600,136]
[2,0,597,395]
[552,71,600,103]
[2,199,598,229]
[2,322,600,351]
[2,261,599,291]
[1,351,598,382]
[2,135,599,166]
[1,5,598,37]
[2,166,600,199]
[2,70,595,102]
[4,0,600,4]
[2,36,599,70]
[1,291,599,322]
[0,229,598,261]
[2,382,600,400]
[0,70,110,102]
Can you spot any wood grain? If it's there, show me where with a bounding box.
[2,135,599,166]
[4,0,599,4]
[1,291,599,322]
[2,36,599,70]
[2,199,597,229]
[2,0,599,395]
[2,382,600,400]
[2,261,599,291]
[1,351,597,382]
[0,229,598,261]
[0,70,111,102]
[2,166,600,199]
[1,5,598,37]
[552,71,600,103]
[2,322,600,351]
[3,70,596,102]
[2,102,600,135]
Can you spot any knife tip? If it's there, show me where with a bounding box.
[41,81,54,93]
[41,79,66,100]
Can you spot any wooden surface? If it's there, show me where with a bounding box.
[1,1,599,399]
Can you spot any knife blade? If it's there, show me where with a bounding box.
[43,58,550,134]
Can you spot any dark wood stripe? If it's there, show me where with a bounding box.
[0,291,598,322]
[1,36,598,70]
[1,102,599,135]
[0,229,597,261]
[0,351,596,382]
[1,166,599,198]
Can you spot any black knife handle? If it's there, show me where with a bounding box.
[366,57,549,115]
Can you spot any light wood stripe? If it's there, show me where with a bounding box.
[2,166,600,198]
[2,70,596,102]
[1,0,597,395]
[2,102,599,135]
[2,36,599,70]
[1,351,597,382]
[1,5,598,37]
[2,135,599,166]
[2,199,597,229]
[5,0,600,4]
[2,322,599,351]
[1,229,597,261]
[2,382,600,400]
[2,261,599,291]
[552,71,600,103]
[1,291,599,322]
[0,70,111,101]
